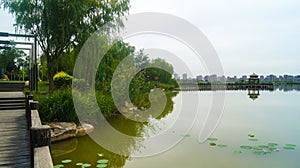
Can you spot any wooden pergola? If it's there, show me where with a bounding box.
[0,32,38,92]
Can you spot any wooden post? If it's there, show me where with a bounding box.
[31,125,51,148]
[26,95,34,130]
[30,101,39,110]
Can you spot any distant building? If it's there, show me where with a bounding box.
[209,74,218,81]
[218,75,226,81]
[241,75,247,81]
[182,73,188,80]
[196,75,203,81]
[174,73,180,80]
[294,75,300,82]
[260,75,265,81]
[204,75,209,81]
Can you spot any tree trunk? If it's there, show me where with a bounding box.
[47,59,55,95]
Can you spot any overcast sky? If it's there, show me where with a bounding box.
[1,0,300,77]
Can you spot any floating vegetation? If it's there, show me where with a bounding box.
[61,159,72,164]
[240,145,252,150]
[97,159,109,164]
[233,150,242,154]
[248,138,258,141]
[207,138,218,141]
[252,146,263,151]
[209,142,217,146]
[82,163,92,167]
[248,134,255,138]
[283,146,295,150]
[283,144,297,150]
[76,163,83,166]
[217,144,228,148]
[97,164,108,167]
[268,143,278,147]
[272,148,280,152]
[54,165,64,168]
[268,146,277,151]
[258,145,268,149]
[285,144,296,147]
[253,150,268,155]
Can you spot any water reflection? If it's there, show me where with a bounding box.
[52,86,300,167]
[52,91,178,168]
[248,89,260,100]
[276,84,300,91]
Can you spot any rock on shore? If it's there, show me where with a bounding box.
[46,122,94,142]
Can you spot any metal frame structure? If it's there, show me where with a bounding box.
[0,32,38,92]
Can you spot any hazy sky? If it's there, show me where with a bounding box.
[1,0,300,77]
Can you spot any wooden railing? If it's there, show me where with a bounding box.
[25,92,53,168]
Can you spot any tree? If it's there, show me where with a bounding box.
[145,58,175,84]
[1,0,130,94]
[0,47,27,77]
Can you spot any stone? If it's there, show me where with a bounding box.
[76,123,94,137]
[46,122,94,142]
[47,122,77,142]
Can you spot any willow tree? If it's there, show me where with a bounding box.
[1,0,130,94]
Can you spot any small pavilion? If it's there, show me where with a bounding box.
[248,73,259,84]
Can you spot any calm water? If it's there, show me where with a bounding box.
[52,88,300,168]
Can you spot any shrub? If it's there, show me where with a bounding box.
[36,89,79,124]
[53,71,73,89]
[72,78,89,90]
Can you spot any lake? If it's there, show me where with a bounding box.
[52,87,300,168]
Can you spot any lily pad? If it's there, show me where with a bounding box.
[233,150,242,154]
[258,145,268,149]
[252,146,263,151]
[209,142,217,146]
[97,159,109,164]
[207,138,218,141]
[268,146,277,151]
[76,163,83,166]
[272,148,280,152]
[285,144,296,147]
[61,159,72,164]
[97,164,108,168]
[240,145,252,150]
[54,165,64,168]
[253,151,265,155]
[82,163,92,167]
[248,138,258,141]
[283,146,295,150]
[217,144,228,148]
[268,143,278,147]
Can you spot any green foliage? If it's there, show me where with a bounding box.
[0,46,28,79]
[1,0,130,94]
[95,91,117,118]
[73,78,89,90]
[36,89,78,123]
[53,71,73,89]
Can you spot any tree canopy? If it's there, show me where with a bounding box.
[1,0,130,94]
[0,46,28,79]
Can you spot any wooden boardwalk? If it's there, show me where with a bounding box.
[0,92,31,167]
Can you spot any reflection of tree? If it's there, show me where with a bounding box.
[276,84,300,91]
[52,92,178,168]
